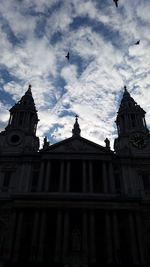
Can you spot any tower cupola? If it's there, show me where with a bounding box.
[6,85,39,135]
[115,86,148,136]
[0,85,39,153]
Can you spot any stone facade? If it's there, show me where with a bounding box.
[0,85,150,266]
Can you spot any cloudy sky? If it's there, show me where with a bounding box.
[0,0,150,149]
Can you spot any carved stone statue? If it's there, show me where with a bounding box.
[104,138,110,150]
[43,136,49,149]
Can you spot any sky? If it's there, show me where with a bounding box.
[0,0,150,149]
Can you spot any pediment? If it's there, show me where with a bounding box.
[42,136,112,154]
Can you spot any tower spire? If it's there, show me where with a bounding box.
[72,115,81,136]
[115,86,148,136]
[0,85,39,153]
[6,84,39,135]
[25,84,32,96]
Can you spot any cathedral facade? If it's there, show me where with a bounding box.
[0,85,150,266]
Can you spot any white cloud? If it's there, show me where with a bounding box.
[0,0,150,150]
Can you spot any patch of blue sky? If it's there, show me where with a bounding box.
[0,90,14,106]
[92,22,122,49]
[0,68,23,105]
[94,0,112,9]
[53,76,67,96]
[45,123,64,144]
[0,16,21,45]
[25,1,62,17]
[60,51,89,78]
[69,16,90,30]
[58,110,76,118]
[50,31,63,45]
[34,16,47,38]
[0,67,21,84]
[114,90,123,108]
[70,16,122,49]
[71,53,89,78]
[0,121,8,131]
[43,92,58,109]
[130,84,141,95]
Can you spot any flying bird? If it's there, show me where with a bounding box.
[113,0,119,7]
[135,40,140,45]
[65,52,70,60]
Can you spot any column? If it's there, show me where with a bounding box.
[112,212,120,263]
[38,161,45,191]
[25,163,32,192]
[18,163,26,191]
[108,162,115,193]
[31,211,39,261]
[55,210,62,262]
[128,213,138,264]
[44,161,51,192]
[135,213,144,264]
[121,165,128,195]
[59,161,64,192]
[0,171,4,192]
[83,161,86,193]
[105,211,113,264]
[102,161,108,193]
[128,166,136,196]
[89,161,93,193]
[18,163,32,192]
[13,211,23,261]
[89,211,96,263]
[16,112,19,126]
[7,211,17,259]
[66,161,70,192]
[38,211,46,261]
[63,212,69,262]
[82,211,88,262]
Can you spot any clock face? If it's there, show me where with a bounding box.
[130,133,147,149]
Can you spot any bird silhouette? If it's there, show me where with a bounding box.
[113,0,119,7]
[135,40,140,45]
[65,52,70,60]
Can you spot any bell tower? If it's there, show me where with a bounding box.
[0,85,39,154]
[114,86,150,156]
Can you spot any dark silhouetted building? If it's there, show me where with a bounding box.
[0,85,150,266]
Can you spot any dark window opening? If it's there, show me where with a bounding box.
[121,115,125,132]
[114,171,121,193]
[69,209,82,251]
[2,171,12,191]
[131,114,136,127]
[19,212,34,261]
[70,160,82,192]
[49,160,60,192]
[142,174,150,190]
[95,211,106,263]
[18,112,24,126]
[118,213,132,264]
[44,210,57,263]
[93,161,103,193]
[31,171,39,192]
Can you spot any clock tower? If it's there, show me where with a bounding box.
[114,86,150,156]
[0,85,39,154]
